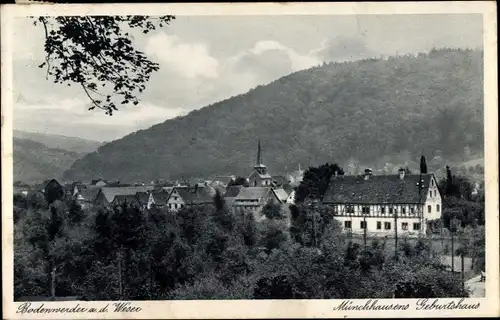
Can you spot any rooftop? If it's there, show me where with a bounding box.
[322,173,434,204]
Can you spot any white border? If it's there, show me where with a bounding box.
[1,2,498,319]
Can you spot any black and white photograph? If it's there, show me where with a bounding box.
[1,2,498,319]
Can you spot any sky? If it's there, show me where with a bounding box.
[12,14,483,142]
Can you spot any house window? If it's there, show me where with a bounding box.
[174,197,178,201]
[346,205,355,214]
[389,207,394,214]
[181,204,184,208]
[410,207,415,214]
[168,204,172,209]
[428,205,432,213]
[376,221,382,230]
[402,222,408,230]
[384,222,391,230]
[431,179,434,186]
[381,207,386,214]
[344,221,352,229]
[402,208,406,215]
[174,204,178,209]
[362,206,370,214]
[413,223,421,231]
[333,205,338,214]
[436,204,440,212]
[360,221,367,229]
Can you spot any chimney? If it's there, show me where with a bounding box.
[398,168,405,180]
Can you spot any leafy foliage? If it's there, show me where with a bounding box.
[438,169,484,228]
[295,163,344,203]
[63,48,483,182]
[34,16,175,114]
[15,194,473,300]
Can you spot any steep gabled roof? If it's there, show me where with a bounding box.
[135,192,151,204]
[151,191,171,206]
[76,188,100,202]
[177,188,213,205]
[99,186,155,203]
[37,179,62,192]
[234,187,271,201]
[112,194,138,205]
[322,173,433,204]
[272,188,289,202]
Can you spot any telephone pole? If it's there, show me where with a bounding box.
[394,206,398,260]
[363,211,367,250]
[450,216,458,273]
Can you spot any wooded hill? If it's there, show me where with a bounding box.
[63,48,484,182]
[14,138,83,183]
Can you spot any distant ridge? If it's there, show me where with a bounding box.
[63,48,484,183]
[14,130,102,154]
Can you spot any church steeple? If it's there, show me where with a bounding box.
[254,139,267,175]
[257,139,262,165]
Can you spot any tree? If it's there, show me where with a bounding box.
[295,163,344,203]
[420,155,428,174]
[34,16,175,114]
[241,212,258,247]
[213,189,225,212]
[262,202,284,220]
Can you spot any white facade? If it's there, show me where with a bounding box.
[424,175,442,220]
[166,188,185,212]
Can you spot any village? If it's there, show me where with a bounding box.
[13,141,487,299]
[14,140,482,238]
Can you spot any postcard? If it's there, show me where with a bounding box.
[1,1,498,319]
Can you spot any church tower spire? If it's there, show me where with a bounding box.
[257,139,262,165]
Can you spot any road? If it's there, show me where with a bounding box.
[465,274,486,297]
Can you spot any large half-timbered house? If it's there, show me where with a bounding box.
[322,168,442,236]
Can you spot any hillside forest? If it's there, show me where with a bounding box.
[61,48,484,183]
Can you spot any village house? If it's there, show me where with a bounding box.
[322,168,442,236]
[36,179,65,203]
[272,188,290,203]
[176,186,213,208]
[285,190,296,204]
[73,188,100,210]
[233,187,282,220]
[149,190,172,209]
[94,185,156,207]
[165,187,186,211]
[112,194,139,207]
[136,191,155,210]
